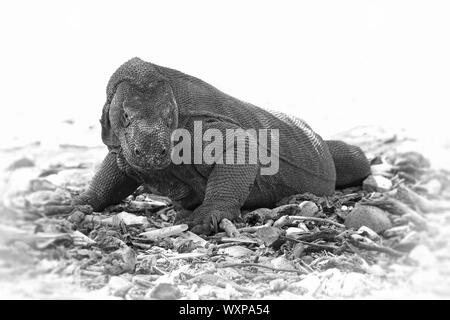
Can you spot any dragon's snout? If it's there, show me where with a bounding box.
[134,145,168,158]
[128,123,172,170]
[133,143,171,167]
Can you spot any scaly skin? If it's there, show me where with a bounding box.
[73,58,370,235]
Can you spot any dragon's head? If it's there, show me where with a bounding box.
[101,58,178,170]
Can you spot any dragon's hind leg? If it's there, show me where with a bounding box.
[325,140,371,189]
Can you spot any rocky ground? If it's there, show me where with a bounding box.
[1,123,449,299]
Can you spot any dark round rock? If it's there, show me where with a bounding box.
[344,205,392,233]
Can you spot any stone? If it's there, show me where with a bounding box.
[103,245,137,275]
[357,226,380,241]
[105,212,150,227]
[301,255,314,264]
[363,175,393,192]
[345,205,392,233]
[255,226,283,247]
[286,227,307,237]
[292,243,306,259]
[149,283,182,300]
[271,256,295,270]
[219,245,254,258]
[298,201,319,217]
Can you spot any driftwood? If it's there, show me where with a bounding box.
[218,262,306,275]
[347,236,404,257]
[274,215,345,229]
[139,224,188,240]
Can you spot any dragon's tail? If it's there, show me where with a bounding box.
[325,140,371,189]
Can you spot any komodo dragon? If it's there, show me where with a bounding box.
[73,57,370,235]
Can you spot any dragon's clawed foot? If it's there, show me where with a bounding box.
[174,208,238,235]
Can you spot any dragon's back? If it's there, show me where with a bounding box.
[159,64,336,192]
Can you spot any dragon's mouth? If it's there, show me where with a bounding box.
[128,153,172,171]
[123,131,173,170]
[148,156,172,170]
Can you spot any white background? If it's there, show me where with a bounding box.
[1,0,449,144]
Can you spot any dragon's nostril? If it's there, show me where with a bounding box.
[160,147,167,157]
[134,148,141,156]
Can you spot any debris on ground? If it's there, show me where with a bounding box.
[1,125,450,299]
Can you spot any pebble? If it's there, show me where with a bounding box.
[344,205,392,233]
[357,226,380,241]
[292,243,305,259]
[298,201,319,217]
[255,226,283,247]
[103,246,137,275]
[297,222,309,232]
[219,246,254,258]
[110,212,150,227]
[149,283,182,300]
[301,255,314,265]
[286,227,307,237]
[363,175,393,192]
[271,256,295,270]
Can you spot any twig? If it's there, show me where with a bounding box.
[283,236,341,252]
[216,242,250,249]
[236,220,274,233]
[297,229,339,242]
[132,242,153,250]
[396,184,450,213]
[347,238,404,257]
[208,236,258,244]
[218,262,306,275]
[296,260,313,273]
[288,216,346,229]
[139,224,188,240]
[163,252,209,261]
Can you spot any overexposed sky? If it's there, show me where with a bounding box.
[1,0,449,144]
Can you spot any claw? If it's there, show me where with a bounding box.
[211,215,219,234]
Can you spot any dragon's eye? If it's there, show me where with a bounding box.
[123,112,130,127]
